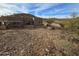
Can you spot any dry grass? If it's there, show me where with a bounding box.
[0,28,79,56]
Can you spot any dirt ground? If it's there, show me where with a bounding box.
[0,28,79,56]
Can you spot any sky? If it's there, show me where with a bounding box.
[0,3,79,18]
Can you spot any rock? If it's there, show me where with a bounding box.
[45,48,49,52]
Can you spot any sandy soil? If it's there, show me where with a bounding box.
[0,28,79,56]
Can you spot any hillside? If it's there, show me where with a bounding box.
[0,28,79,56]
[46,17,79,35]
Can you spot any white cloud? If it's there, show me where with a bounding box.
[33,3,59,15]
[0,3,18,16]
[17,5,29,13]
[0,3,31,16]
[37,15,70,19]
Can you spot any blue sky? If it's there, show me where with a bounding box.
[0,3,79,18]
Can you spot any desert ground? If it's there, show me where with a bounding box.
[0,28,79,56]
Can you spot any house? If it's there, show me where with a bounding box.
[0,19,24,29]
[0,14,43,29]
[33,17,43,26]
